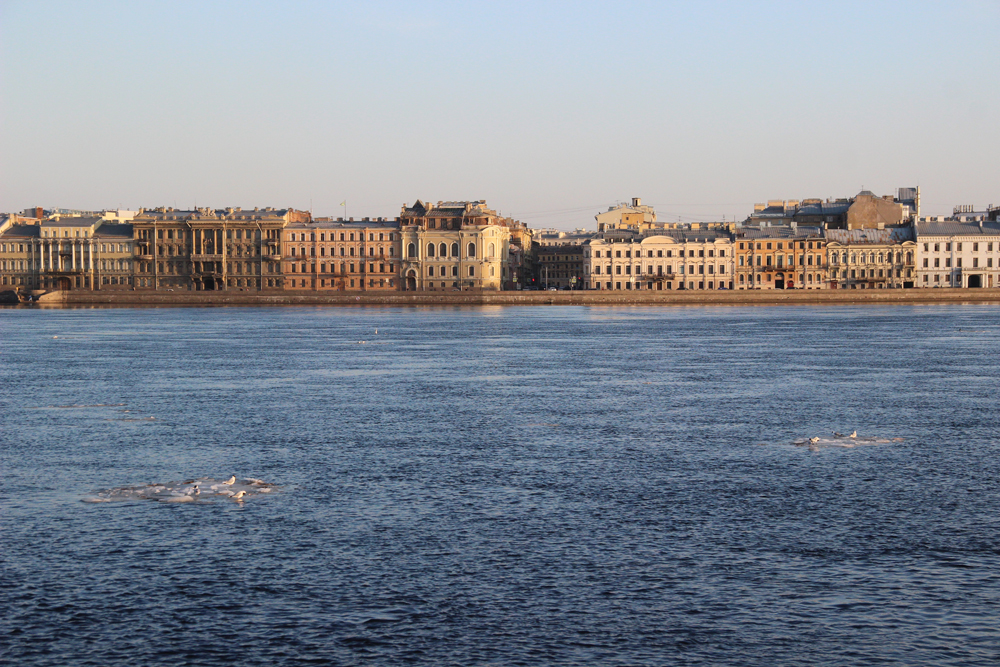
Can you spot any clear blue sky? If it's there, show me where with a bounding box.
[2,1,998,228]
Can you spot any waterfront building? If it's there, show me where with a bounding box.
[583,230,733,290]
[0,215,138,291]
[914,218,1000,288]
[282,218,401,291]
[825,227,915,289]
[734,226,828,290]
[0,217,42,290]
[508,224,534,289]
[131,207,308,291]
[536,246,583,289]
[92,224,136,290]
[399,200,515,291]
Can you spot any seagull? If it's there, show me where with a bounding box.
[849,431,857,439]
[833,432,845,438]
[809,437,820,443]
[192,485,200,496]
[232,490,247,500]
[223,476,236,485]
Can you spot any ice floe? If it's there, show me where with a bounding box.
[762,432,903,451]
[82,476,277,503]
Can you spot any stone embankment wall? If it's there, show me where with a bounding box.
[26,288,1000,307]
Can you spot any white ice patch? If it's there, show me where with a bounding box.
[764,432,903,450]
[83,477,278,503]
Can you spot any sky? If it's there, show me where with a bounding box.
[1,1,998,229]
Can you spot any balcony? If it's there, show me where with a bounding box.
[137,254,153,261]
[192,253,223,261]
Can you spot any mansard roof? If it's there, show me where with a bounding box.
[915,221,1000,237]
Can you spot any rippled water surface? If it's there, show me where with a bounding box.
[2,304,1000,666]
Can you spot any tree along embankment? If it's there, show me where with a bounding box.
[25,288,1000,307]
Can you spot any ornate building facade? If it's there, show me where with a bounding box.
[131,207,308,291]
[399,200,515,291]
[825,228,915,289]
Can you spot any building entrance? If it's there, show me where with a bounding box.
[968,274,983,288]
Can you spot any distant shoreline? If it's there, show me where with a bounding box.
[8,288,1000,308]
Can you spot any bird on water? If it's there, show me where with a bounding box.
[223,476,236,485]
[232,490,247,500]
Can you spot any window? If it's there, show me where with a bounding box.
[468,243,476,258]
[468,266,474,277]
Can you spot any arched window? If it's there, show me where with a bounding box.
[468,243,476,258]
[451,242,459,257]
[488,243,495,258]
[439,242,447,257]
[877,253,883,263]
[407,243,415,258]
[427,243,435,257]
[868,252,875,264]
[906,252,912,263]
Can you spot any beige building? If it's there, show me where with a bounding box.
[399,200,515,291]
[583,231,734,290]
[282,219,401,291]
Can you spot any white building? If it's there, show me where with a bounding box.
[914,219,1000,288]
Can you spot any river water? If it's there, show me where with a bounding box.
[2,304,999,666]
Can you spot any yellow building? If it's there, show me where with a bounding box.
[399,200,515,291]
